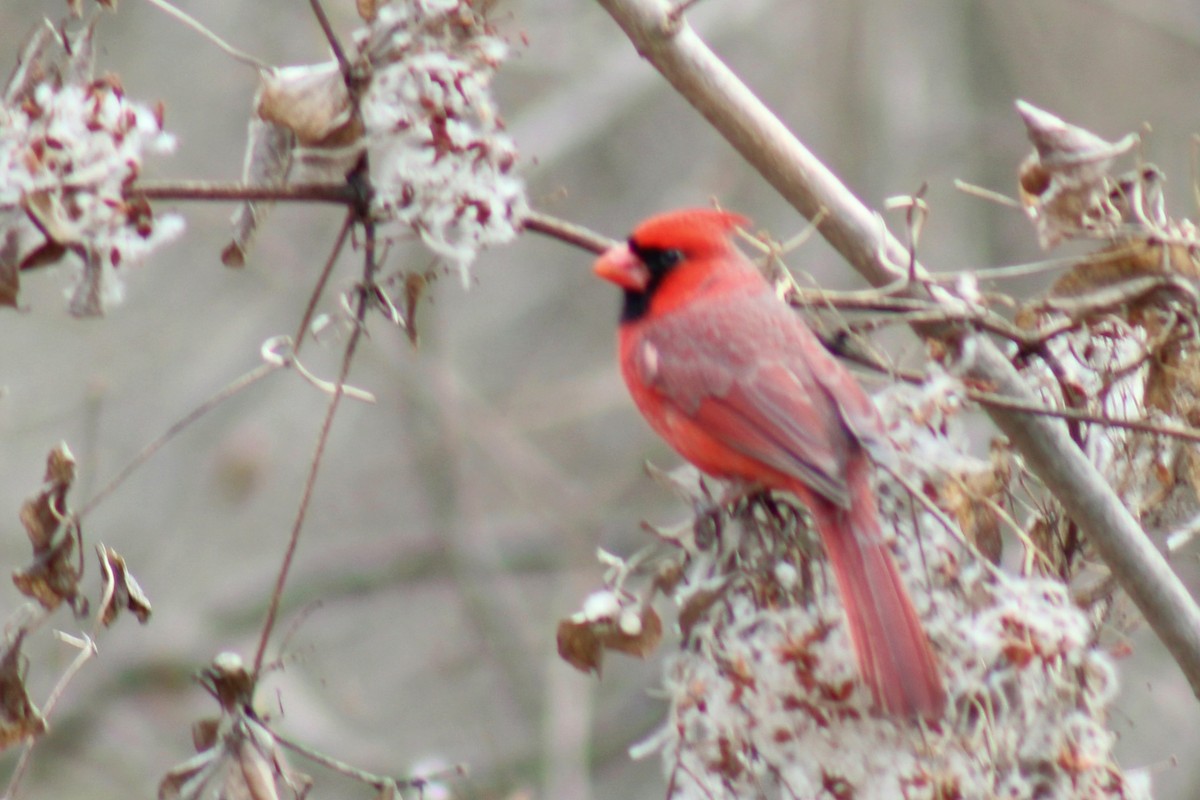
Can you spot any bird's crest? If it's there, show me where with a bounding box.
[629,208,749,256]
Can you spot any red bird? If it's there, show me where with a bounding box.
[594,208,946,719]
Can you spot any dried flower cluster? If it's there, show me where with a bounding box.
[357,0,526,284]
[1,22,182,315]
[576,372,1139,799]
[553,102,1200,799]
[230,0,527,282]
[1014,103,1200,544]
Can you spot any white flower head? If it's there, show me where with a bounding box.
[2,25,181,315]
[356,0,527,285]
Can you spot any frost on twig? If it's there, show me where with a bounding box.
[0,17,182,315]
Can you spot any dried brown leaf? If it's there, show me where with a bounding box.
[159,715,309,800]
[402,270,430,346]
[357,0,379,23]
[13,443,86,614]
[679,586,723,640]
[941,471,1003,565]
[192,718,220,751]
[257,63,361,149]
[0,632,46,751]
[604,605,663,658]
[1016,238,1200,330]
[161,652,310,800]
[556,617,603,675]
[1015,100,1138,249]
[0,227,20,308]
[97,545,152,627]
[556,606,663,675]
[224,119,295,268]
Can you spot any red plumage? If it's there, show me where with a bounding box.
[595,208,946,719]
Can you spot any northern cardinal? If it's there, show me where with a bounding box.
[594,208,946,719]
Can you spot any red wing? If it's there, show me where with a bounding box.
[633,329,856,507]
[687,361,853,507]
[628,289,887,509]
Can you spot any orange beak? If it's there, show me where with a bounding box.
[593,243,649,291]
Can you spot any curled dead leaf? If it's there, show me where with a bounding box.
[0,227,20,308]
[556,606,663,675]
[158,713,310,800]
[941,470,1003,565]
[257,63,362,149]
[357,0,379,22]
[97,545,152,627]
[13,443,86,615]
[224,119,295,268]
[1015,100,1138,249]
[160,653,310,800]
[0,631,46,751]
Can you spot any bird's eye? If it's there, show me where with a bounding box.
[659,248,684,267]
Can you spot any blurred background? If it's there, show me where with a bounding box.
[1,0,1199,797]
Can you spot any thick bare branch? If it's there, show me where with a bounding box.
[596,0,1200,699]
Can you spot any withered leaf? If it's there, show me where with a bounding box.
[4,23,54,106]
[67,247,105,318]
[199,651,256,712]
[556,606,663,676]
[1017,100,1136,176]
[223,119,295,268]
[0,227,20,308]
[679,586,724,641]
[0,631,46,751]
[158,712,310,800]
[357,0,379,23]
[257,63,361,149]
[1015,100,1138,249]
[402,270,432,347]
[97,545,152,627]
[941,471,1003,565]
[644,461,706,502]
[556,617,603,675]
[13,443,86,615]
[162,651,311,800]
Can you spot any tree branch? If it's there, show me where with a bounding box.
[596,0,1200,699]
[132,180,356,205]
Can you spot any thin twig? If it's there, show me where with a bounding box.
[252,219,375,678]
[77,362,279,520]
[131,180,356,205]
[953,178,1023,210]
[522,210,617,255]
[269,723,466,791]
[308,0,353,81]
[968,389,1200,445]
[596,0,1200,699]
[140,0,271,71]
[1,633,97,800]
[293,211,354,355]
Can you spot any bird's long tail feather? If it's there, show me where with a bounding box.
[807,459,946,719]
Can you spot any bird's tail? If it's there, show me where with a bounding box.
[808,459,947,719]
